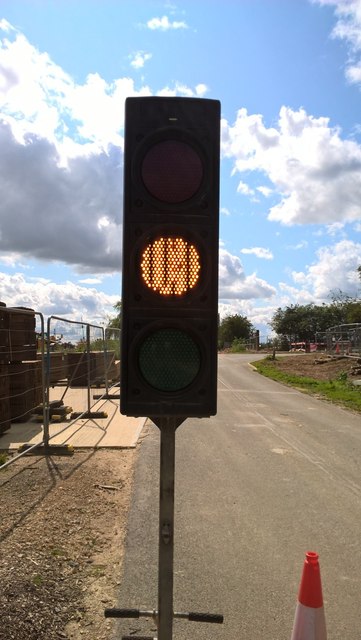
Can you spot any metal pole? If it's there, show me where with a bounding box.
[157,418,177,640]
[44,315,52,447]
[103,326,109,397]
[86,324,91,413]
[36,313,47,444]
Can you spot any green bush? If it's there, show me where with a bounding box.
[0,452,8,467]
[230,338,247,353]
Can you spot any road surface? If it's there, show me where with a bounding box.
[114,353,361,639]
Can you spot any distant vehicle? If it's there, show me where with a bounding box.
[289,342,325,353]
[289,342,307,352]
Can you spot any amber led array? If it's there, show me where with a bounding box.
[141,237,201,296]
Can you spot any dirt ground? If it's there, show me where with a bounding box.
[0,439,146,640]
[270,352,361,381]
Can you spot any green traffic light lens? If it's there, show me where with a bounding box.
[138,329,201,392]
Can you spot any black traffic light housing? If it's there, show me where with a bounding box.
[121,97,220,419]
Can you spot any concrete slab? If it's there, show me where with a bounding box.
[0,385,146,451]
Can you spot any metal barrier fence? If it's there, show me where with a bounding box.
[0,307,120,469]
[325,323,361,355]
[244,334,277,351]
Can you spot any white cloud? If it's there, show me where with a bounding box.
[129,51,152,69]
[325,221,346,236]
[0,23,155,151]
[64,73,136,148]
[287,240,308,250]
[219,248,276,299]
[291,239,361,299]
[146,15,188,30]
[278,282,315,305]
[97,216,111,229]
[0,271,118,324]
[0,30,73,142]
[222,106,361,225]
[78,277,103,284]
[237,180,254,196]
[219,238,361,330]
[346,61,361,83]
[157,82,195,97]
[314,0,361,85]
[240,247,274,260]
[0,22,208,272]
[0,19,14,32]
[217,299,280,336]
[0,252,29,268]
[257,185,273,197]
[195,83,208,97]
[0,121,122,271]
[220,207,231,216]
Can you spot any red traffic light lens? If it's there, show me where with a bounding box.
[141,236,201,296]
[141,140,203,203]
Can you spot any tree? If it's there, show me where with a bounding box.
[329,291,361,324]
[107,301,122,331]
[270,303,345,342]
[271,305,303,341]
[218,314,253,348]
[345,301,361,323]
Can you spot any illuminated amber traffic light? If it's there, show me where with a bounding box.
[141,237,201,296]
[121,96,220,419]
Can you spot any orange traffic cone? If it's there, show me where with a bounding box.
[291,551,327,639]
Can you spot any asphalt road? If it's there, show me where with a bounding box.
[114,354,361,640]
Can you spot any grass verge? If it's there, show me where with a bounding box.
[0,452,8,467]
[253,357,361,413]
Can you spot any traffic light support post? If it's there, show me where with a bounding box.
[104,416,223,639]
[157,416,179,639]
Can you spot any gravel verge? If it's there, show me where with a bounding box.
[0,446,139,640]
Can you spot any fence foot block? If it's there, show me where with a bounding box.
[93,393,121,400]
[18,444,74,456]
[70,411,108,420]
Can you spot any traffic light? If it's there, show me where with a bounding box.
[121,96,220,419]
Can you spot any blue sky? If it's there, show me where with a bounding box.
[0,0,361,337]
